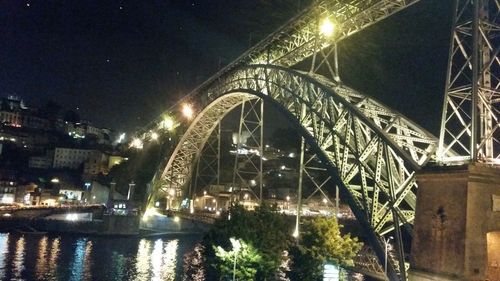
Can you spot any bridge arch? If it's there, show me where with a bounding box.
[150,65,437,279]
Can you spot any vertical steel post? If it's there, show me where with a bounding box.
[232,102,246,203]
[333,43,340,82]
[259,99,264,203]
[470,0,480,162]
[335,184,339,216]
[295,103,306,238]
[217,123,221,186]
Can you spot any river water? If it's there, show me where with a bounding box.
[0,232,371,281]
[0,232,202,281]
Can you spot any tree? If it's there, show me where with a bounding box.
[288,216,362,281]
[214,238,263,281]
[203,204,293,280]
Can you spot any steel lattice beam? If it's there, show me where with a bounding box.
[438,0,500,164]
[151,65,437,280]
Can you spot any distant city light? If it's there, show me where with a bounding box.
[51,178,60,183]
[181,103,194,119]
[249,179,257,186]
[322,198,328,204]
[173,216,180,222]
[280,165,286,170]
[319,17,335,37]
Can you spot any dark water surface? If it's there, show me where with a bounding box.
[0,232,201,281]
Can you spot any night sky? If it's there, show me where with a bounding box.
[1,0,453,135]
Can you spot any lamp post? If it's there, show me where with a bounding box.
[230,237,241,281]
[383,236,394,277]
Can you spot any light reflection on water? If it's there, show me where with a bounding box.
[0,233,9,280]
[0,233,199,281]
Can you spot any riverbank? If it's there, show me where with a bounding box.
[0,214,140,236]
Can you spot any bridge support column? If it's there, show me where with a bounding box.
[409,164,500,281]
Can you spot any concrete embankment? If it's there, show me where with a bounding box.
[140,215,210,236]
[0,214,140,236]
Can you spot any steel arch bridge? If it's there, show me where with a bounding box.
[147,65,437,280]
[132,0,499,280]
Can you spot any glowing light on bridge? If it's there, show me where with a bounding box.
[130,138,143,149]
[319,17,335,37]
[151,132,159,140]
[161,116,175,130]
[182,103,194,119]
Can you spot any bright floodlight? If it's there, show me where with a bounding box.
[319,18,335,37]
[131,138,143,149]
[162,116,175,130]
[182,103,194,119]
[151,132,159,140]
[230,237,241,252]
[117,133,126,143]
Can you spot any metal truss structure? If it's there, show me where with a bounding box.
[438,0,500,164]
[192,123,221,195]
[155,65,437,280]
[139,1,498,280]
[231,99,264,202]
[135,0,424,133]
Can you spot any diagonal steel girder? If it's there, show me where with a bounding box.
[152,65,437,280]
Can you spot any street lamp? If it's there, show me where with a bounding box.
[130,138,143,149]
[162,116,175,130]
[230,237,241,281]
[383,236,394,277]
[151,131,159,140]
[182,103,194,119]
[319,17,335,37]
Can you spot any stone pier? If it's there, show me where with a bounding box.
[409,164,500,281]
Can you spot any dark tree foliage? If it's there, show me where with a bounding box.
[106,132,175,203]
[287,217,362,281]
[203,204,293,280]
